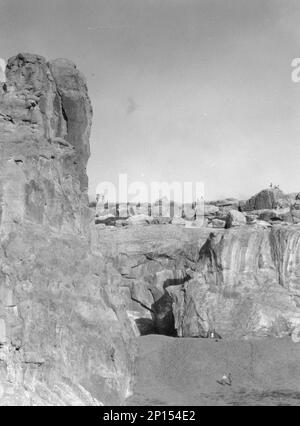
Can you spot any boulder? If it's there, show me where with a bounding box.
[258,210,283,223]
[135,203,151,216]
[245,188,290,211]
[225,210,246,228]
[214,198,239,208]
[256,220,273,228]
[95,214,116,226]
[96,204,118,217]
[127,214,154,226]
[212,219,226,228]
[153,217,172,225]
[118,203,129,218]
[0,319,6,344]
[246,214,258,224]
[292,325,300,343]
[292,210,300,220]
[171,217,186,226]
[204,204,219,215]
[293,201,300,210]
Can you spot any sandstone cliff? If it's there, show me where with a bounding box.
[0,54,135,405]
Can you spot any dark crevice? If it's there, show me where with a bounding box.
[135,274,192,337]
[61,103,69,136]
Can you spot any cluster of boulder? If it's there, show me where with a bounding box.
[206,188,300,229]
[94,188,300,229]
[94,199,204,228]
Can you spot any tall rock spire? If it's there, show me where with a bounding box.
[0,53,93,234]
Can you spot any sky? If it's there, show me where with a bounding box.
[0,0,300,201]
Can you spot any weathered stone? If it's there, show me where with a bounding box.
[168,226,300,338]
[118,203,129,218]
[127,214,154,226]
[212,219,226,228]
[214,198,239,207]
[171,217,186,226]
[293,201,300,210]
[246,214,258,224]
[257,209,293,223]
[256,220,273,228]
[94,225,300,340]
[245,188,290,211]
[292,210,300,220]
[225,210,246,228]
[183,205,196,221]
[204,204,219,215]
[1,53,92,235]
[0,319,6,344]
[0,53,135,406]
[135,204,151,216]
[153,216,172,225]
[292,325,300,343]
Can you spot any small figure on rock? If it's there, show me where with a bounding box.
[217,373,232,386]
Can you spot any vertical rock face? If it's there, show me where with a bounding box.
[0,54,135,405]
[168,226,300,338]
[1,53,92,234]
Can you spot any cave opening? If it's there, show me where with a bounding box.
[135,274,191,338]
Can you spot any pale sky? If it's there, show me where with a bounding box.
[0,0,300,201]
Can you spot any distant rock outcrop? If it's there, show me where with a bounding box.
[244,188,290,211]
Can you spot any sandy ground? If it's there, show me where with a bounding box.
[126,335,300,406]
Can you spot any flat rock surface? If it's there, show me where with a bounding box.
[127,335,300,406]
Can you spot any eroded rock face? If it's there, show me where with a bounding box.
[169,226,300,338]
[0,54,135,405]
[1,53,92,234]
[94,225,300,340]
